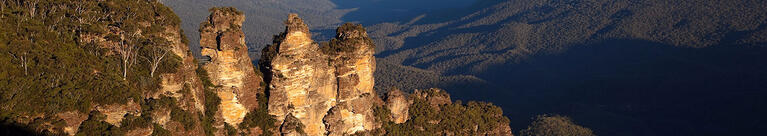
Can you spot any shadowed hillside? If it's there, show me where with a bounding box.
[160,0,767,135]
[473,40,767,135]
[371,0,767,77]
[162,0,487,61]
[361,0,767,135]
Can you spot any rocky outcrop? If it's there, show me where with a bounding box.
[323,93,378,135]
[385,88,410,124]
[156,21,206,114]
[56,111,88,136]
[323,23,379,135]
[261,14,338,136]
[261,14,384,136]
[409,88,512,136]
[95,100,141,127]
[125,127,153,136]
[413,88,452,110]
[199,8,264,126]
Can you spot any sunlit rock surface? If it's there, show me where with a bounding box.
[385,88,410,124]
[96,100,140,127]
[156,22,206,114]
[323,23,379,135]
[199,8,263,126]
[261,14,338,136]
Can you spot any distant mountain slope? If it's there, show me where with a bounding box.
[370,0,767,76]
[162,0,486,61]
[363,0,767,135]
[161,0,351,59]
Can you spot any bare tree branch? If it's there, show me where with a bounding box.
[142,45,169,78]
[117,35,137,80]
[8,51,29,76]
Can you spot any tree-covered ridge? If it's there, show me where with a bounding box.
[369,89,512,136]
[1,0,186,134]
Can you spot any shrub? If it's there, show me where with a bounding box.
[170,105,196,130]
[374,97,509,136]
[152,123,172,136]
[76,111,124,136]
[239,93,276,136]
[224,123,237,136]
[519,114,595,136]
[197,65,221,136]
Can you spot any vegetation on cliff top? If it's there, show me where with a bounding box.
[322,23,376,56]
[1,0,186,134]
[199,7,243,33]
[76,111,125,136]
[372,92,510,135]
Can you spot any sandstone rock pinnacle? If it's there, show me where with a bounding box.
[262,14,338,136]
[322,23,379,135]
[199,7,263,126]
[385,88,410,124]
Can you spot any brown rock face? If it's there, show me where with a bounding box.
[56,111,88,136]
[96,99,141,127]
[385,88,410,124]
[152,18,207,136]
[323,23,379,135]
[262,14,338,136]
[125,127,153,136]
[157,24,206,112]
[262,15,382,136]
[199,8,263,126]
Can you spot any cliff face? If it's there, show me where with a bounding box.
[260,14,384,136]
[385,88,410,124]
[157,22,206,114]
[323,23,380,135]
[199,8,264,127]
[261,14,339,136]
[257,14,515,136]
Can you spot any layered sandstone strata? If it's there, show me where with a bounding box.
[261,14,383,136]
[199,8,263,126]
[323,23,379,135]
[385,88,410,124]
[261,14,338,136]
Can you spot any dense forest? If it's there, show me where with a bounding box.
[0,0,195,135]
[1,0,180,119]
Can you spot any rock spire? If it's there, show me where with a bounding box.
[199,7,263,126]
[261,13,338,136]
